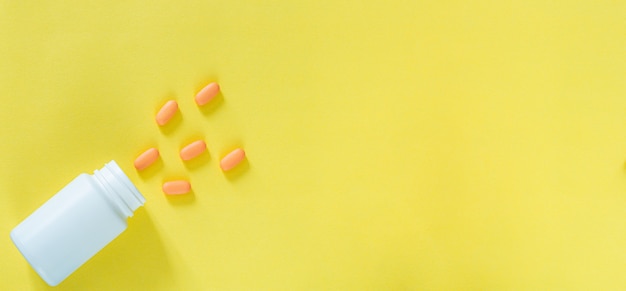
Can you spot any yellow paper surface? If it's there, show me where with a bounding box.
[0,1,625,290]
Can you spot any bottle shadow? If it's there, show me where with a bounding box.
[28,207,176,290]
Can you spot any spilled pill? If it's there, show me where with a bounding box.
[134,148,160,171]
[155,100,178,126]
[180,140,207,161]
[195,82,220,106]
[162,180,191,195]
[220,148,246,171]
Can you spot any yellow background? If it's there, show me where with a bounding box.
[1,1,625,290]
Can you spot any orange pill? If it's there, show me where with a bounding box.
[162,180,191,195]
[134,148,159,171]
[195,82,220,106]
[220,148,246,171]
[180,140,207,161]
[155,100,178,126]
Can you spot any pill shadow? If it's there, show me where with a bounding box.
[198,92,224,117]
[223,158,250,182]
[183,151,210,171]
[158,109,183,136]
[138,157,164,180]
[28,207,176,290]
[166,189,196,206]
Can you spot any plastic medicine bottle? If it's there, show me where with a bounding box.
[10,160,145,286]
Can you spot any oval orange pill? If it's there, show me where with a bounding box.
[180,140,207,161]
[162,180,191,195]
[195,82,219,106]
[155,100,178,126]
[220,148,246,171]
[133,148,160,171]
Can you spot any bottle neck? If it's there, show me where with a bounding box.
[93,161,145,218]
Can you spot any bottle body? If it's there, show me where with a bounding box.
[10,161,144,286]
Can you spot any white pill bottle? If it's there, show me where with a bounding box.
[10,160,145,286]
